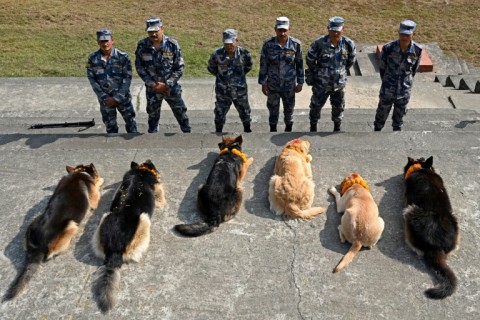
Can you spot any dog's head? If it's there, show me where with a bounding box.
[218,135,243,152]
[66,163,101,180]
[285,138,310,154]
[404,156,434,179]
[132,159,160,180]
[340,172,369,195]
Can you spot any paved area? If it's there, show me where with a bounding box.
[0,59,479,319]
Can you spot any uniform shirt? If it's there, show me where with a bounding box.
[207,46,253,94]
[379,39,422,99]
[135,35,185,90]
[258,36,304,91]
[86,47,132,105]
[306,35,356,90]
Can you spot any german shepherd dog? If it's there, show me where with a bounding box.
[3,164,103,301]
[403,156,460,299]
[91,160,165,313]
[174,135,253,237]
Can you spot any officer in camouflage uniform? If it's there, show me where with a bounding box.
[86,29,138,134]
[135,17,191,133]
[306,17,356,132]
[374,20,422,131]
[258,17,304,132]
[208,29,253,133]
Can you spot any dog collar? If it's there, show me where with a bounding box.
[286,145,310,163]
[341,177,370,195]
[404,163,422,180]
[138,165,160,178]
[220,148,247,163]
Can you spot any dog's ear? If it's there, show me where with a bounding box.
[66,165,74,173]
[425,156,433,168]
[235,135,243,145]
[145,160,156,170]
[407,157,415,164]
[131,161,139,169]
[218,142,224,150]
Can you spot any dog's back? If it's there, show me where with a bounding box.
[403,156,459,299]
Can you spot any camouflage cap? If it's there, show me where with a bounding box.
[275,16,290,29]
[399,20,416,35]
[96,29,112,41]
[145,16,162,32]
[223,29,238,44]
[328,16,344,31]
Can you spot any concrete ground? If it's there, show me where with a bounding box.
[0,49,479,319]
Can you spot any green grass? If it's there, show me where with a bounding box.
[0,0,478,77]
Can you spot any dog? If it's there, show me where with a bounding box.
[3,163,103,301]
[91,160,165,313]
[328,173,384,273]
[269,138,325,219]
[174,135,253,237]
[403,156,459,299]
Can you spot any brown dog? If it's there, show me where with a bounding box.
[328,173,384,273]
[269,138,325,219]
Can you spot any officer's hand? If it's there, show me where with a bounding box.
[261,84,270,96]
[153,82,170,95]
[105,97,118,107]
[294,84,303,93]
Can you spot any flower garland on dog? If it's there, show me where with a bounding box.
[404,163,423,180]
[286,145,311,163]
[220,148,247,163]
[341,177,370,195]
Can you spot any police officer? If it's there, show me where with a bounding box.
[306,16,356,132]
[258,17,304,132]
[135,17,191,133]
[208,29,253,133]
[373,20,422,131]
[86,29,138,134]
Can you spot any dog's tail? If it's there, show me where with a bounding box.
[285,203,325,219]
[333,240,362,273]
[174,220,219,237]
[3,251,44,301]
[423,250,457,299]
[92,252,122,313]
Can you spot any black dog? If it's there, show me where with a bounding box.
[403,156,460,299]
[91,160,165,313]
[174,135,253,237]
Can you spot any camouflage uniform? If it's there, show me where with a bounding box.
[86,47,138,134]
[374,39,422,130]
[306,34,356,128]
[207,45,253,131]
[258,36,304,128]
[135,35,191,133]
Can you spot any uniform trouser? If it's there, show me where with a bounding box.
[146,89,191,133]
[100,101,137,134]
[374,96,409,129]
[214,90,252,127]
[266,89,295,126]
[309,86,345,125]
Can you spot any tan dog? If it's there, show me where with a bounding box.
[269,139,325,219]
[328,173,384,273]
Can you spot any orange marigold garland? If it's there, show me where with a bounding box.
[341,177,370,195]
[404,163,423,180]
[220,148,247,163]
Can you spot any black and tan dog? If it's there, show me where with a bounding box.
[174,135,253,237]
[403,156,460,299]
[3,163,103,301]
[91,160,165,313]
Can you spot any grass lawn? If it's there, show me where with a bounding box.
[0,0,478,77]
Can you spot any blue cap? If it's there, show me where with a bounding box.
[399,20,416,35]
[146,17,162,32]
[223,29,238,44]
[275,16,290,29]
[328,16,344,31]
[96,29,112,41]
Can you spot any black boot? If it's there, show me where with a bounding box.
[215,125,223,133]
[243,123,252,133]
[270,124,277,132]
[285,123,292,132]
[310,123,317,132]
[333,122,341,132]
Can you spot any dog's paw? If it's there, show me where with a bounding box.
[328,186,337,195]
